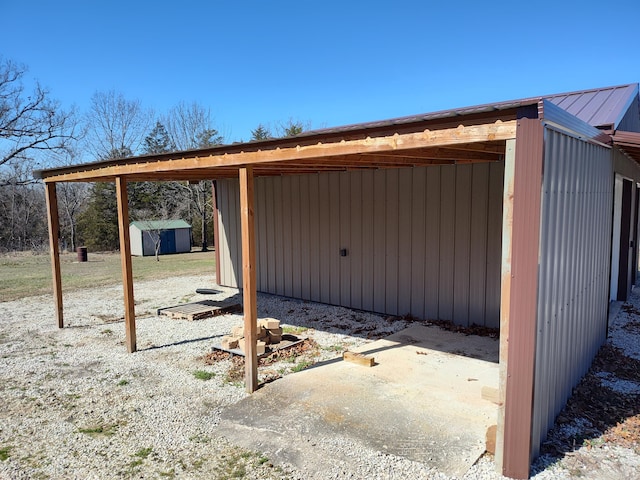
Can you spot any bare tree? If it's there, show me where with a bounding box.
[0,163,47,251]
[164,101,222,151]
[84,90,153,160]
[0,57,77,181]
[164,101,223,251]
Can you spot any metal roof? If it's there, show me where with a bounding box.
[544,84,639,129]
[32,83,639,182]
[612,131,640,163]
[288,84,638,139]
[130,220,191,230]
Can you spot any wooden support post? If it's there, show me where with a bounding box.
[115,177,137,353]
[499,119,545,479]
[239,166,258,393]
[44,182,63,328]
[495,138,516,470]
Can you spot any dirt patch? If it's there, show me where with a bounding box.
[541,344,640,458]
[202,339,322,383]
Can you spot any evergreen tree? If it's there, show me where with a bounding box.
[143,121,175,154]
[251,124,272,141]
[282,121,304,137]
[76,182,119,251]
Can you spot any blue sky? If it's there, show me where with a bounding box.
[2,0,640,148]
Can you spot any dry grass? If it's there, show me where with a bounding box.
[0,249,216,302]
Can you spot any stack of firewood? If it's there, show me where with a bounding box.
[221,318,283,355]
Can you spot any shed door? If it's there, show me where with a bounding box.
[160,230,176,254]
[616,179,634,301]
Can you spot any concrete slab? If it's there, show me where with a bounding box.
[218,324,499,477]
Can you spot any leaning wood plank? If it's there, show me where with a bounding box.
[343,351,375,367]
[481,386,501,405]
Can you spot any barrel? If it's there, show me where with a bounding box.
[76,246,88,262]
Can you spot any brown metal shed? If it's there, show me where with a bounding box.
[34,83,640,479]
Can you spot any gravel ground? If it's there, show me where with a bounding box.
[1,275,639,479]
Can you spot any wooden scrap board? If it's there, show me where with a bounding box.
[157,300,241,321]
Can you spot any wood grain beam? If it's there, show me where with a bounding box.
[239,166,259,393]
[45,182,63,328]
[41,121,517,183]
[115,177,137,353]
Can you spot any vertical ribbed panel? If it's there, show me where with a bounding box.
[531,128,613,457]
[216,163,504,326]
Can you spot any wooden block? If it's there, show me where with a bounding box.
[268,333,282,344]
[221,336,239,350]
[231,325,244,337]
[481,386,501,405]
[238,338,266,355]
[268,327,283,336]
[259,318,280,330]
[486,424,497,454]
[343,351,374,367]
[257,326,267,339]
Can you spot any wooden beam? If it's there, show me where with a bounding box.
[495,139,515,471]
[44,182,63,328]
[39,121,518,183]
[115,177,137,353]
[239,166,258,393]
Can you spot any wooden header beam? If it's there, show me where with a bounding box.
[41,121,517,183]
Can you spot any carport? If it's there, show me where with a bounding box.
[35,84,640,479]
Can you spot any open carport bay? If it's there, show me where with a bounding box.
[218,324,500,478]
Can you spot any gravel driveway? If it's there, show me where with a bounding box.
[1,275,639,479]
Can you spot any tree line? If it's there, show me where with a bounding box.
[0,57,309,253]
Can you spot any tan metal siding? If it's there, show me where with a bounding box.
[438,165,456,320]
[217,180,240,288]
[485,161,504,327]
[453,165,472,324]
[216,164,503,325]
[531,128,613,458]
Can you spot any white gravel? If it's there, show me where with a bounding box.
[1,275,639,479]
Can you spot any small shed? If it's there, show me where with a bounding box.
[129,220,191,256]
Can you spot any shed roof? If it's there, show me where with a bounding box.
[130,220,191,230]
[545,84,638,130]
[33,83,639,183]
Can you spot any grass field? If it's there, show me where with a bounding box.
[0,249,216,302]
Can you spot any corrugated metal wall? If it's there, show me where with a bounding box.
[617,94,640,133]
[531,127,613,457]
[217,163,504,327]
